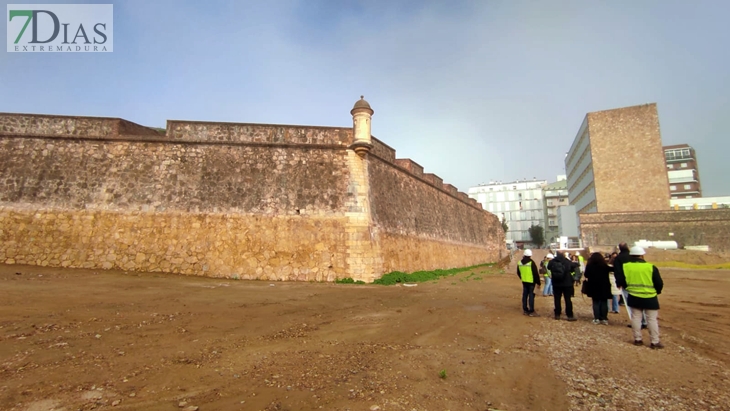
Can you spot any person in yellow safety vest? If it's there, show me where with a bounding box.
[577,251,585,273]
[615,246,665,349]
[516,249,541,317]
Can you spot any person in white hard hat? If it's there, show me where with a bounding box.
[541,253,554,297]
[516,249,541,316]
[615,246,665,349]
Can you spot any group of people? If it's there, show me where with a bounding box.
[516,242,665,349]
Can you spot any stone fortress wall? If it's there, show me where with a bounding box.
[0,100,503,282]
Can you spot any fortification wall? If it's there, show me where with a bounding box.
[0,112,503,281]
[580,209,730,253]
[368,138,504,273]
[0,113,357,281]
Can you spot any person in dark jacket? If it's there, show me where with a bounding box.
[516,249,541,317]
[584,252,614,325]
[615,242,647,328]
[615,246,665,349]
[547,251,576,321]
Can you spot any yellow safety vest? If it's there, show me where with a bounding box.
[518,262,533,283]
[624,261,657,299]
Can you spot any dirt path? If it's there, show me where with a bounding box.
[1,263,728,411]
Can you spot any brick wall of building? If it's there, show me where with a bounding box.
[580,209,730,253]
[587,104,671,212]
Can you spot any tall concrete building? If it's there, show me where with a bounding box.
[664,144,702,199]
[468,179,547,243]
[542,175,569,243]
[565,103,671,220]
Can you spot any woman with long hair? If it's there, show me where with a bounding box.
[584,252,614,325]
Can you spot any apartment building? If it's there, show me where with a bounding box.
[664,144,702,199]
[542,175,569,243]
[468,179,547,243]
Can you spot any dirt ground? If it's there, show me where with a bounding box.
[1,253,729,411]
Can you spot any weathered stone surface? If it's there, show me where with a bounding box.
[580,209,730,252]
[0,208,349,280]
[0,138,350,214]
[0,112,504,281]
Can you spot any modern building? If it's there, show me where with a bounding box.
[557,205,580,238]
[468,179,547,243]
[565,103,671,222]
[542,175,569,243]
[664,144,702,199]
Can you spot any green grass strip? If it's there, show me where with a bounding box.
[335,277,366,284]
[372,263,495,285]
[654,261,730,270]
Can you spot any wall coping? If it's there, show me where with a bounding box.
[580,209,730,223]
[166,118,353,131]
[0,133,350,151]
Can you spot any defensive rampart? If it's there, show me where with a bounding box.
[0,110,503,281]
[580,209,730,253]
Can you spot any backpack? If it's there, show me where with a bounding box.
[550,260,567,282]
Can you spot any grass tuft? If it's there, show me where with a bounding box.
[335,277,366,284]
[373,263,495,285]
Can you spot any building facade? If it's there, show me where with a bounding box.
[565,103,671,223]
[670,196,730,210]
[664,144,702,199]
[542,175,569,243]
[557,205,580,238]
[468,179,547,243]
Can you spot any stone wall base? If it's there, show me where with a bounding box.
[0,206,353,281]
[378,232,500,274]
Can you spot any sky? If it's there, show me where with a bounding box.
[1,0,729,196]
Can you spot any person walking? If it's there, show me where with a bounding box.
[614,243,647,328]
[615,246,665,349]
[609,269,621,314]
[584,252,613,325]
[517,249,541,316]
[547,251,576,321]
[541,253,554,297]
[576,251,586,274]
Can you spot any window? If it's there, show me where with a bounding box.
[684,184,691,190]
[667,164,674,169]
[670,185,677,191]
[680,163,687,168]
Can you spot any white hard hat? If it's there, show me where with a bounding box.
[523,249,532,257]
[576,251,580,256]
[630,246,646,256]
[546,253,554,259]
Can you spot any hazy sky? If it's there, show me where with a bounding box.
[2,0,729,196]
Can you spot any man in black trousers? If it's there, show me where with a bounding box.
[548,251,577,321]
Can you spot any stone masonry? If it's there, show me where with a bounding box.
[580,209,730,253]
[0,100,503,282]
